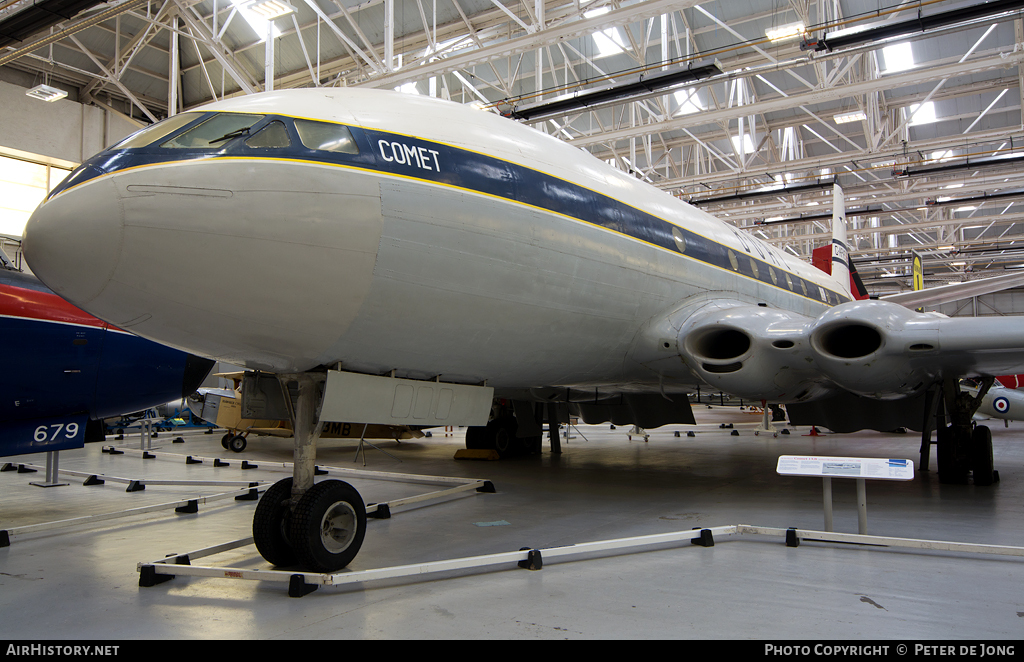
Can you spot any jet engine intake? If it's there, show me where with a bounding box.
[814,323,883,359]
[689,327,750,373]
[809,300,941,399]
[678,301,826,403]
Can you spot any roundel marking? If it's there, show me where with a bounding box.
[993,396,1010,413]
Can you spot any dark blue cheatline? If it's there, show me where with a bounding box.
[49,112,849,306]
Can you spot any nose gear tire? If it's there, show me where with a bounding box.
[253,477,297,567]
[289,479,367,572]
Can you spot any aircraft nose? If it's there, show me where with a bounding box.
[22,177,124,307]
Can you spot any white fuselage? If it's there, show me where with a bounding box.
[23,89,846,392]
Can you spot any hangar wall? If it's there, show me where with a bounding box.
[0,78,139,167]
[935,290,1024,317]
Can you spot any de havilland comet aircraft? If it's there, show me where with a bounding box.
[22,88,1024,573]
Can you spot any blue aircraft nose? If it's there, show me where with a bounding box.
[22,176,124,310]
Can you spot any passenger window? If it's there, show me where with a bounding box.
[294,119,359,154]
[245,121,291,148]
[161,113,264,149]
[672,227,686,253]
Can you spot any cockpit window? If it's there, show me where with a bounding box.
[160,113,264,149]
[113,113,202,149]
[294,119,359,154]
[245,121,291,148]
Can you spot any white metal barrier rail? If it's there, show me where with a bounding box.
[2,445,492,548]
[1,485,263,547]
[3,456,265,491]
[102,444,491,488]
[138,524,1024,598]
[100,444,497,518]
[741,524,1024,557]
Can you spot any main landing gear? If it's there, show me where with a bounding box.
[221,432,247,452]
[466,416,541,457]
[928,377,998,486]
[250,373,367,573]
[465,401,545,458]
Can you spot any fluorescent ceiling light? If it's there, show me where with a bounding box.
[766,22,805,43]
[25,84,67,102]
[882,42,914,73]
[232,0,283,39]
[245,0,295,19]
[931,149,954,162]
[834,111,866,124]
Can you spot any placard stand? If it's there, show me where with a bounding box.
[777,455,914,534]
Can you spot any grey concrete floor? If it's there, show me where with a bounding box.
[2,406,1024,640]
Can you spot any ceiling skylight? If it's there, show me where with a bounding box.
[881,42,914,73]
[674,88,703,115]
[584,8,627,57]
[909,101,937,125]
[731,133,755,155]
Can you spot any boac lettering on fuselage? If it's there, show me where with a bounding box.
[378,139,441,172]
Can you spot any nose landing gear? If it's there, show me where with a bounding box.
[250,373,367,573]
[288,479,366,572]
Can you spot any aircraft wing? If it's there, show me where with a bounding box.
[672,296,1024,432]
[880,271,1024,309]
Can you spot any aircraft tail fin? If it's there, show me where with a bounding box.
[831,183,852,298]
[848,260,870,300]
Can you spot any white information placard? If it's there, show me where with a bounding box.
[776,455,914,481]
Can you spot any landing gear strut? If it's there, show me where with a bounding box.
[250,373,367,573]
[465,401,543,457]
[933,377,998,486]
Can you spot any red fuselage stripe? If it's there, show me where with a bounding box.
[0,283,111,329]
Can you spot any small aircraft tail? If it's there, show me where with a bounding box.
[831,183,852,298]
